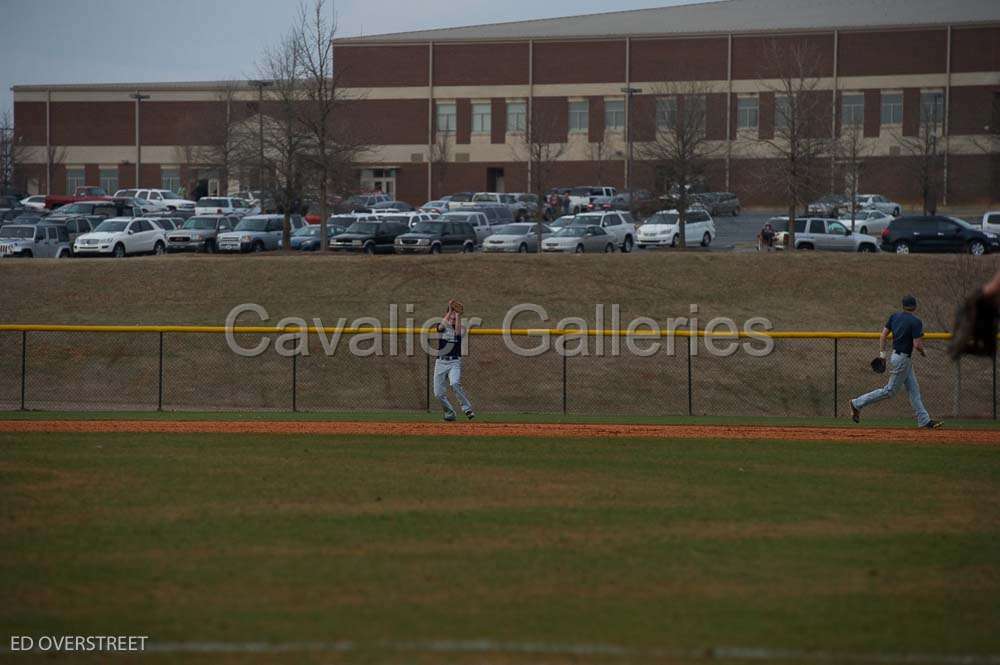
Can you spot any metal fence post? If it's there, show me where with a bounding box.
[562,351,567,414]
[157,331,164,412]
[20,330,27,411]
[833,337,839,418]
[687,333,693,417]
[291,352,298,412]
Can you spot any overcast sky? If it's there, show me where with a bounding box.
[0,0,699,117]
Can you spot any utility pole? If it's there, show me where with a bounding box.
[248,80,273,189]
[621,86,642,198]
[130,92,150,187]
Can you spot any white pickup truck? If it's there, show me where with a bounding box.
[450,192,517,214]
[569,186,617,214]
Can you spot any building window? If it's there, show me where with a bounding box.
[881,92,903,125]
[737,96,758,130]
[506,101,526,133]
[471,103,491,134]
[842,93,864,128]
[774,95,790,130]
[655,97,676,129]
[605,99,625,130]
[436,102,456,134]
[568,100,588,132]
[99,168,118,194]
[66,168,85,193]
[920,91,944,127]
[161,167,181,193]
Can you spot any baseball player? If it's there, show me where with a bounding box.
[434,299,475,422]
[850,295,942,429]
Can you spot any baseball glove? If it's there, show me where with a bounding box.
[949,288,998,359]
[448,299,465,315]
[870,357,887,374]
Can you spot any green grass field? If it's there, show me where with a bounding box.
[2,428,998,664]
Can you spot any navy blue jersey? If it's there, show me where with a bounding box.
[886,311,923,355]
[437,322,464,360]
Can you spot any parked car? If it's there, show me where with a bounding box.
[166,215,238,253]
[568,211,636,252]
[694,192,741,217]
[637,209,716,248]
[471,203,515,227]
[371,200,413,212]
[151,217,180,231]
[216,214,305,253]
[542,225,617,253]
[569,186,617,214]
[48,199,140,221]
[72,217,166,257]
[338,193,392,213]
[438,211,492,243]
[114,188,196,212]
[195,196,251,217]
[0,223,72,258]
[854,194,901,217]
[807,194,851,218]
[330,219,409,254]
[375,211,435,229]
[59,216,99,244]
[770,217,880,252]
[982,211,1000,235]
[281,222,349,251]
[394,220,477,254]
[45,186,110,210]
[0,195,27,221]
[839,209,895,236]
[419,200,450,215]
[610,190,657,216]
[881,215,997,255]
[20,195,48,211]
[482,223,552,253]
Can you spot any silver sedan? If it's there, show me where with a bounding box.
[482,223,552,253]
[542,225,617,253]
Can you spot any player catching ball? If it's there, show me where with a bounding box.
[434,299,475,422]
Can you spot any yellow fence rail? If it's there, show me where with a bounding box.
[0,324,959,341]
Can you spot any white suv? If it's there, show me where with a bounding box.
[115,189,196,212]
[195,196,252,217]
[73,217,167,257]
[637,209,716,248]
[569,210,635,252]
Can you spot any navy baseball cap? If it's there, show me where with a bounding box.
[902,295,918,309]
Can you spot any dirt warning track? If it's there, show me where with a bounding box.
[1,419,999,444]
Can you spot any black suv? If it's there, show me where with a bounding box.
[394,221,477,254]
[881,215,997,255]
[331,220,409,254]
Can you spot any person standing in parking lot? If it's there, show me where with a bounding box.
[850,295,942,429]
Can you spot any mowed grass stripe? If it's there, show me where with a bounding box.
[1,433,998,659]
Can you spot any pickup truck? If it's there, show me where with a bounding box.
[44,186,111,210]
[569,186,617,214]
[450,192,518,215]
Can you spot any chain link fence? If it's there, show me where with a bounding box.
[1,327,996,420]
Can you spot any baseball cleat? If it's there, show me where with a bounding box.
[850,401,860,423]
[443,411,456,422]
[465,409,475,420]
[921,420,943,429]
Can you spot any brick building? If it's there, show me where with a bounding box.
[12,0,1000,207]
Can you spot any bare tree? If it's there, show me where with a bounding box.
[1,111,29,195]
[835,114,874,232]
[430,129,451,198]
[291,0,367,250]
[511,100,567,251]
[256,31,310,251]
[191,80,253,196]
[45,145,67,195]
[636,82,719,248]
[754,41,833,247]
[589,130,615,188]
[891,96,945,215]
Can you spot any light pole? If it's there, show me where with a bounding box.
[130,92,150,187]
[621,86,642,199]
[248,80,272,189]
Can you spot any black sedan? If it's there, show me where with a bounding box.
[881,215,998,255]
